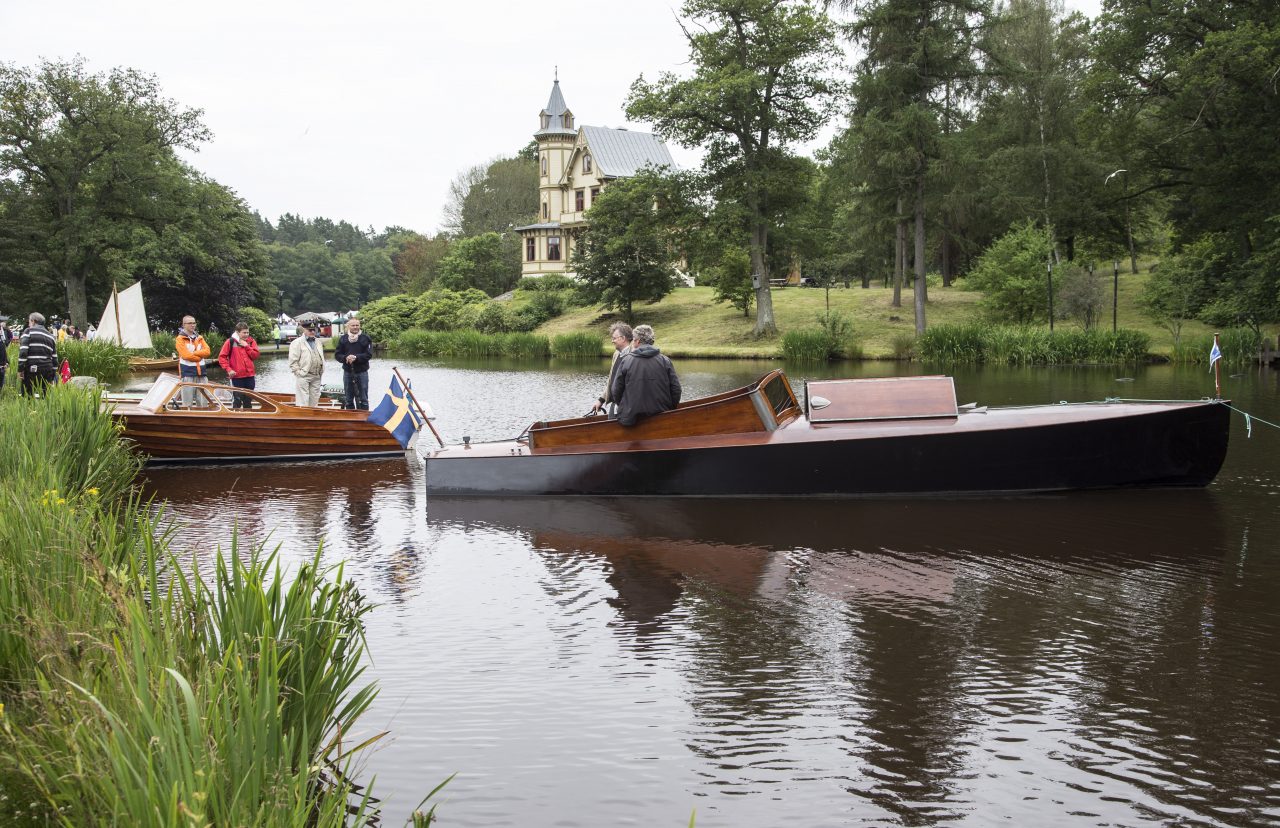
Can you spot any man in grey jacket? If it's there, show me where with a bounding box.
[611,324,681,427]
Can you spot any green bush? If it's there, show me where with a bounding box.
[0,381,445,827]
[359,294,415,344]
[783,330,834,362]
[393,329,550,358]
[918,324,1151,364]
[964,221,1055,324]
[473,302,513,334]
[551,332,605,358]
[518,273,576,292]
[235,306,275,342]
[1174,327,1260,364]
[58,339,130,381]
[151,329,177,357]
[203,330,225,357]
[890,333,916,359]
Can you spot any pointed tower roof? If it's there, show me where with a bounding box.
[535,79,577,138]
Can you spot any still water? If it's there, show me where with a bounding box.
[135,354,1280,827]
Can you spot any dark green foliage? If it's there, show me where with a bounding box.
[964,222,1056,324]
[355,295,414,344]
[1173,328,1261,365]
[57,340,130,381]
[392,329,550,358]
[782,312,858,361]
[711,248,755,317]
[571,171,687,321]
[518,274,576,292]
[1056,265,1106,329]
[236,306,275,342]
[437,232,521,297]
[918,323,1151,363]
[627,0,842,335]
[551,333,605,359]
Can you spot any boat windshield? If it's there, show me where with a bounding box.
[761,373,798,417]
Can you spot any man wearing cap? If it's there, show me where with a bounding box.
[288,320,326,406]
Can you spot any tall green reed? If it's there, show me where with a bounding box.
[551,332,605,359]
[57,339,131,381]
[918,324,1150,364]
[0,385,444,826]
[394,328,551,358]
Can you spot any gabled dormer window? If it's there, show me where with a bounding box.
[540,112,549,130]
[564,111,573,129]
[583,153,593,173]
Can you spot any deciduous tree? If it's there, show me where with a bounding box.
[627,0,842,336]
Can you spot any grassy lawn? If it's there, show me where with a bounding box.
[535,264,1234,359]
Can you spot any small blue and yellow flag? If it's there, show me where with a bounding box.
[368,375,423,448]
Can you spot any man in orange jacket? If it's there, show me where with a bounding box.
[175,315,211,408]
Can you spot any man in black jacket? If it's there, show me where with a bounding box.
[334,317,374,410]
[611,324,681,426]
[17,312,58,397]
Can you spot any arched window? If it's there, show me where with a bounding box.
[541,155,547,176]
[583,153,593,173]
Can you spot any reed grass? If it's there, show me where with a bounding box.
[918,324,1151,364]
[1173,327,1261,365]
[151,330,176,357]
[394,328,551,358]
[782,329,833,362]
[551,332,605,359]
[0,385,445,825]
[57,338,131,381]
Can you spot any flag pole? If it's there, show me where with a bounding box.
[394,366,444,447]
[1212,332,1222,398]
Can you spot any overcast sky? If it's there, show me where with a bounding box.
[2,0,1101,237]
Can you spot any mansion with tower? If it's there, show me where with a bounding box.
[516,78,675,279]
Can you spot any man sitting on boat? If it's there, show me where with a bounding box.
[590,321,632,417]
[175,315,212,408]
[611,324,681,427]
[288,320,326,407]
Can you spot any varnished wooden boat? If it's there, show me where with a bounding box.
[423,370,1231,497]
[127,356,180,372]
[109,374,404,463]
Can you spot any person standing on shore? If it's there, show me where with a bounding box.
[288,320,326,406]
[17,312,59,397]
[334,317,373,410]
[217,321,261,409]
[175,315,211,408]
[591,321,633,417]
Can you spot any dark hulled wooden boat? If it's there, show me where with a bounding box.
[423,371,1230,497]
[109,374,404,463]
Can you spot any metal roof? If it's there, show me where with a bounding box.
[534,80,576,138]
[579,126,675,178]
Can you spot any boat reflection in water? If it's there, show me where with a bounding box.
[427,491,1228,620]
[142,458,427,603]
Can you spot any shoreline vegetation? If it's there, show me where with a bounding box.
[369,278,1267,365]
[0,386,444,826]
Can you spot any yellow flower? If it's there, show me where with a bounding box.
[85,488,99,497]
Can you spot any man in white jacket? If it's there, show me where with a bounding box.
[288,321,326,406]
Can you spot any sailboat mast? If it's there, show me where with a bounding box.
[112,283,124,347]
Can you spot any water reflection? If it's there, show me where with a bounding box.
[132,361,1280,827]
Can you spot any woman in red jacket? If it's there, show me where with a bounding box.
[217,321,261,409]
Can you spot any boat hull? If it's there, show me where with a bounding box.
[424,400,1230,497]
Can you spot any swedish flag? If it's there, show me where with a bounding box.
[368,375,424,448]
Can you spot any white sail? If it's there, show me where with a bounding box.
[97,282,153,349]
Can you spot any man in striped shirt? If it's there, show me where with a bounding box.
[18,312,59,397]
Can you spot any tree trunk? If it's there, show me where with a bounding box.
[892,196,904,308]
[66,271,89,330]
[750,221,776,336]
[940,224,952,287]
[914,176,927,335]
[1126,202,1138,273]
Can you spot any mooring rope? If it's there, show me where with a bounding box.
[1218,401,1280,439]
